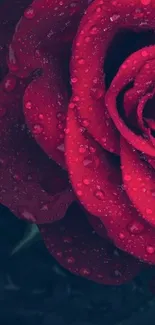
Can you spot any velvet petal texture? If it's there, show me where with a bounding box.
[66,107,155,264]
[40,203,141,285]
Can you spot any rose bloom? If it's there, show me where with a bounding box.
[1,0,155,285]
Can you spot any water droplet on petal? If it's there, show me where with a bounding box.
[66,256,75,264]
[71,77,78,84]
[141,0,151,5]
[81,119,90,127]
[57,143,65,152]
[127,220,144,235]
[33,124,43,135]
[94,189,105,200]
[24,6,36,19]
[25,101,32,109]
[119,232,125,240]
[83,178,90,185]
[78,58,85,65]
[79,267,91,276]
[146,246,155,254]
[63,236,73,244]
[90,26,98,35]
[4,76,17,92]
[124,174,132,181]
[146,208,153,214]
[110,14,120,22]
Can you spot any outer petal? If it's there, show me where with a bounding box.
[0,75,73,223]
[0,0,32,76]
[39,203,141,285]
[121,137,155,227]
[23,57,68,168]
[65,107,155,264]
[8,0,92,78]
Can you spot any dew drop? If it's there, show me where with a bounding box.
[110,14,120,22]
[56,251,63,257]
[81,119,90,127]
[66,256,75,264]
[77,190,83,196]
[119,233,125,240]
[63,236,73,244]
[79,146,86,154]
[146,208,153,214]
[25,101,32,109]
[124,174,131,181]
[94,189,105,200]
[127,220,144,235]
[33,124,43,135]
[83,178,90,185]
[24,6,36,19]
[4,76,17,92]
[146,246,155,254]
[141,0,151,5]
[90,26,98,35]
[79,267,91,276]
[71,77,78,84]
[78,58,85,65]
[57,143,65,152]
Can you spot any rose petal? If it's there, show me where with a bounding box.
[70,1,120,155]
[0,75,73,223]
[121,137,155,227]
[0,0,32,76]
[39,203,141,285]
[8,0,91,78]
[65,107,155,264]
[23,57,68,168]
[87,214,108,239]
[0,130,73,224]
[105,47,155,156]
[71,0,155,156]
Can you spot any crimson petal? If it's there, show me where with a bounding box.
[70,1,120,155]
[8,0,91,78]
[121,137,155,227]
[106,46,155,156]
[39,203,141,285]
[0,75,73,223]
[65,107,155,264]
[23,57,68,168]
[0,0,32,76]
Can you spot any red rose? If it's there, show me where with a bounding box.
[1,0,155,285]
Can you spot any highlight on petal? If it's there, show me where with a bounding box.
[8,0,92,78]
[65,107,155,264]
[40,203,141,285]
[121,137,155,227]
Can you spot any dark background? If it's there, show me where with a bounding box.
[0,204,155,325]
